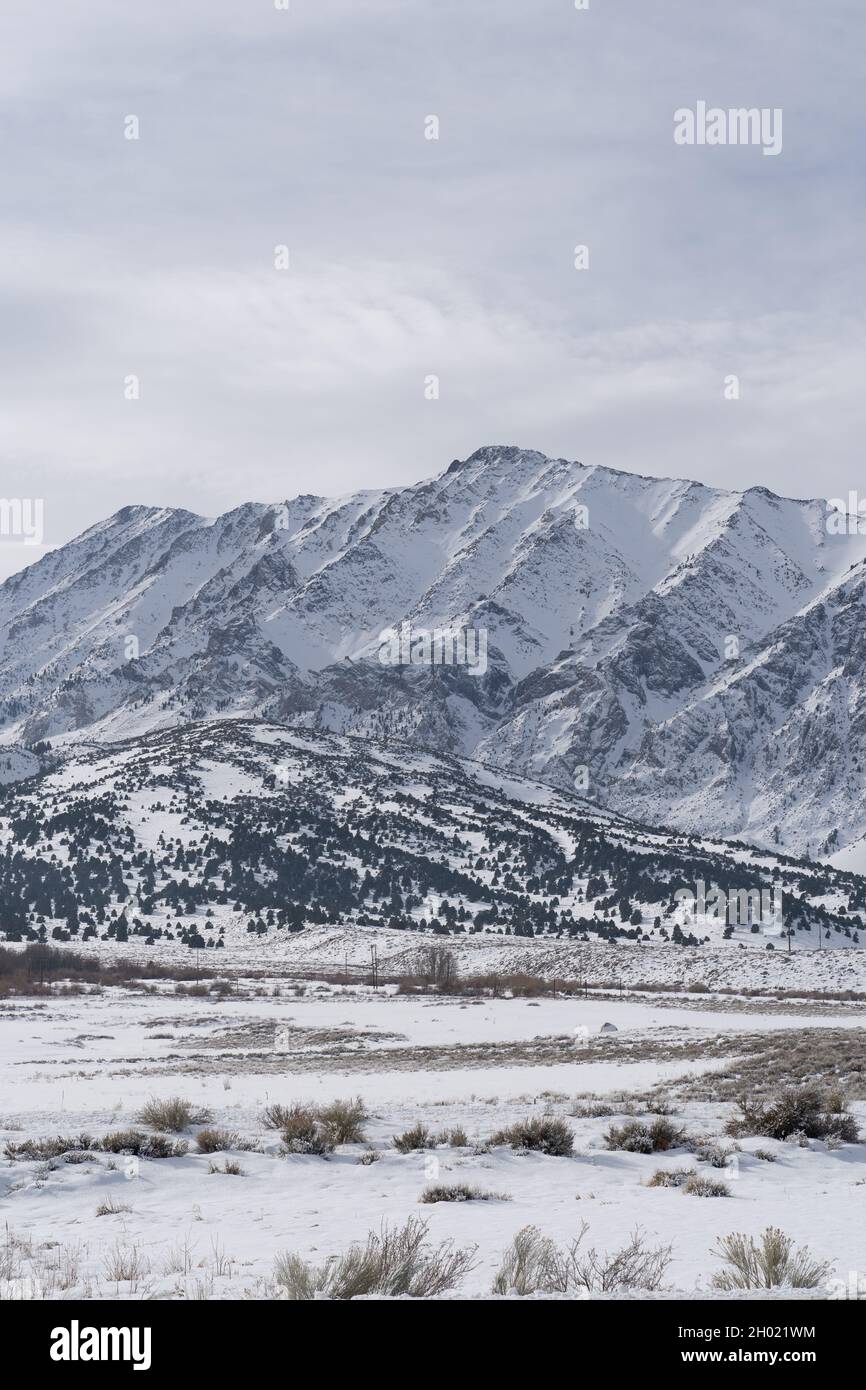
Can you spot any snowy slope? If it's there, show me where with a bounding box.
[0,718,863,958]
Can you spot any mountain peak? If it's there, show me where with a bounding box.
[459,444,553,470]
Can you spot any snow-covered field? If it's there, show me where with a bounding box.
[2,958,865,1301]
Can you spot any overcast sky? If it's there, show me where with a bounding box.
[0,0,864,579]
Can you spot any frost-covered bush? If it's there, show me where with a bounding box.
[711,1227,830,1290]
[492,1223,672,1295]
[419,1183,509,1203]
[694,1141,738,1168]
[684,1174,730,1197]
[646,1167,695,1189]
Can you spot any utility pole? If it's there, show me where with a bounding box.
[370,944,379,991]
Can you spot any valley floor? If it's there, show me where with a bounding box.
[1,939,865,1300]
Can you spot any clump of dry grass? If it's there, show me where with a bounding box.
[489,1116,573,1156]
[675,1030,866,1106]
[207,1159,244,1175]
[103,1241,150,1284]
[683,1174,730,1198]
[436,1126,469,1147]
[95,1198,132,1216]
[273,1218,477,1299]
[711,1227,830,1290]
[419,1183,510,1203]
[4,1134,96,1161]
[99,1130,188,1158]
[570,1100,616,1119]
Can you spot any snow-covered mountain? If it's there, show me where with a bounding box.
[2,445,865,857]
[1,718,862,954]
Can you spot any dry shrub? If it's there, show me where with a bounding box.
[261,1103,295,1130]
[492,1224,672,1295]
[0,943,217,995]
[604,1117,690,1153]
[196,1128,238,1154]
[489,1116,573,1156]
[393,1122,433,1153]
[317,1098,367,1145]
[725,1086,858,1143]
[99,1129,188,1158]
[263,1097,366,1147]
[138,1096,212,1132]
[280,1105,334,1156]
[273,1218,477,1299]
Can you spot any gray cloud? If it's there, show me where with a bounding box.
[0,0,863,578]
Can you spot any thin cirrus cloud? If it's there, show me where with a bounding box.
[0,0,863,579]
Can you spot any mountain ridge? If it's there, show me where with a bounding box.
[2,445,865,860]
